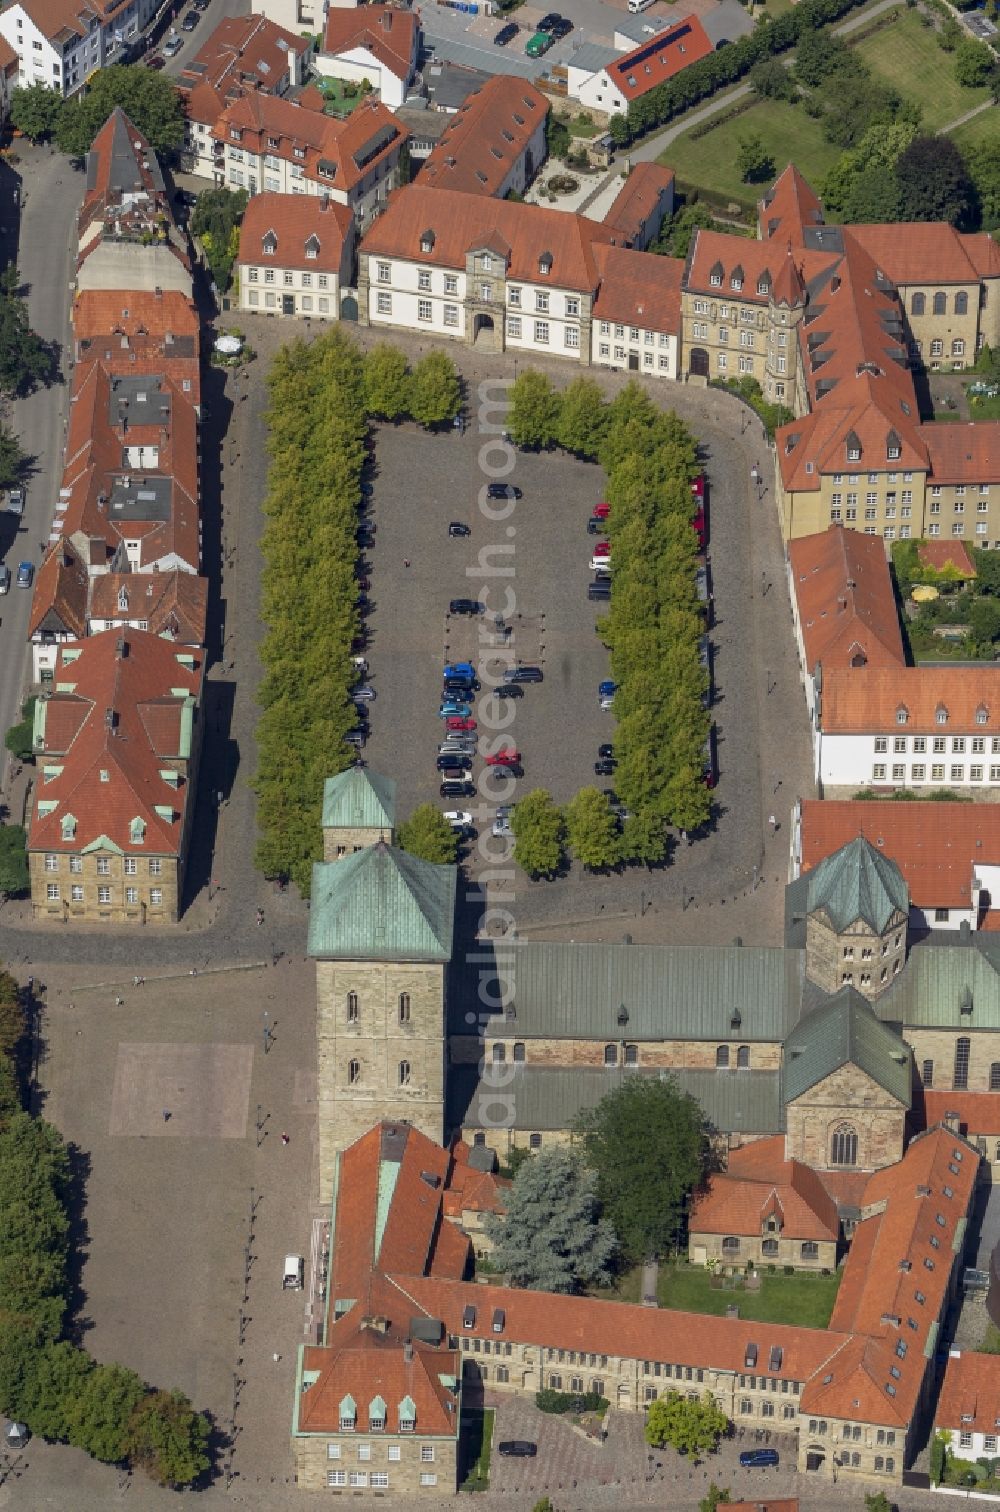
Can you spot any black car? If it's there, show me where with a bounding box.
[599,744,614,759]
[493,684,523,699]
[509,665,543,684]
[494,21,519,44]
[448,521,471,537]
[449,599,484,616]
[498,1441,537,1458]
[174,188,198,211]
[437,754,472,771]
[537,12,561,30]
[587,517,603,534]
[440,779,476,798]
[549,16,573,37]
[358,524,376,547]
[588,581,611,601]
[595,757,616,776]
[487,482,522,500]
[443,676,477,694]
[181,8,199,28]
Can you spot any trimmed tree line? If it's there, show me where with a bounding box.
[505,375,708,876]
[253,335,461,893]
[0,972,209,1485]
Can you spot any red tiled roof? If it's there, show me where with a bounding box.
[322,3,419,80]
[915,539,977,576]
[362,184,615,292]
[28,538,88,641]
[606,15,713,102]
[799,798,1000,909]
[28,630,203,859]
[686,227,833,305]
[788,526,905,675]
[420,75,546,197]
[819,665,1000,734]
[690,1138,839,1242]
[213,94,406,195]
[0,36,18,72]
[759,164,824,243]
[87,571,208,646]
[603,163,675,245]
[237,193,354,275]
[919,422,1000,487]
[74,289,199,350]
[917,1091,1000,1137]
[848,222,1000,287]
[78,108,176,243]
[593,245,682,334]
[803,1127,979,1424]
[937,1351,1000,1432]
[179,13,309,109]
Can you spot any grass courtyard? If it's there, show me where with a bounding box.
[659,98,841,211]
[595,1263,842,1328]
[853,9,991,132]
[950,106,999,154]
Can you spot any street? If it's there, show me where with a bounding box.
[0,143,79,800]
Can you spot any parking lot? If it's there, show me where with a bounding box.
[361,420,619,852]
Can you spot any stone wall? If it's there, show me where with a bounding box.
[903,1027,1000,1093]
[294,1432,458,1494]
[322,825,391,861]
[784,1064,906,1171]
[805,912,907,1001]
[688,1231,837,1272]
[450,1035,782,1072]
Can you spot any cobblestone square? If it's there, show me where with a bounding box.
[108,1041,253,1138]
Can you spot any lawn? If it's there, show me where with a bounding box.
[461,1408,494,1492]
[317,77,366,118]
[949,106,998,153]
[853,9,991,132]
[592,1262,841,1326]
[658,1264,842,1326]
[659,98,842,210]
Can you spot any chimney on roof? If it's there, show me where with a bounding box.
[360,1315,391,1335]
[115,637,128,659]
[943,1110,962,1134]
[105,706,117,731]
[403,1340,414,1363]
[154,286,162,299]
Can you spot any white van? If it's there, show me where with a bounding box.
[282,1254,304,1290]
[627,0,655,13]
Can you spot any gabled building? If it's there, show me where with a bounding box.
[207,93,406,229]
[0,0,158,97]
[27,630,204,923]
[934,1350,1000,1467]
[316,4,420,109]
[76,108,192,296]
[567,14,713,116]
[73,288,201,406]
[236,191,355,320]
[320,768,396,858]
[179,13,311,178]
[27,536,207,680]
[688,1137,840,1271]
[601,163,675,251]
[418,76,547,200]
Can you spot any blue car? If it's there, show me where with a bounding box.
[739,1449,779,1468]
[440,701,472,718]
[444,662,475,680]
[599,679,617,698]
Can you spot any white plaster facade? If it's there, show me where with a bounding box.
[314,44,412,108]
[568,64,628,116]
[250,0,322,36]
[0,0,158,97]
[817,727,1000,795]
[240,260,344,319]
[590,316,677,379]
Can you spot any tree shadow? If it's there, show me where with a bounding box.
[61,1141,95,1344]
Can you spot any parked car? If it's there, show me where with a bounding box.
[593,542,611,557]
[537,11,562,28]
[691,474,705,499]
[446,716,476,732]
[353,684,376,701]
[181,8,199,28]
[6,485,24,515]
[593,501,610,519]
[509,666,542,684]
[163,34,183,56]
[494,21,519,44]
[588,581,611,601]
[443,674,476,692]
[692,502,706,550]
[493,684,523,699]
[0,565,10,594]
[600,697,614,711]
[739,1449,778,1468]
[439,740,476,755]
[485,747,519,767]
[440,779,476,798]
[587,517,604,535]
[525,29,554,55]
[282,1254,304,1290]
[549,16,573,36]
[358,522,376,547]
[439,701,472,718]
[595,757,616,776]
[444,662,475,679]
[486,482,522,500]
[448,521,471,537]
[437,754,472,771]
[498,1441,537,1458]
[16,561,32,588]
[590,555,613,572]
[145,52,166,67]
[449,598,484,616]
[492,814,512,838]
[599,680,617,698]
[443,810,473,828]
[599,744,614,759]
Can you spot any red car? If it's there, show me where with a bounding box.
[593,541,611,557]
[485,748,519,767]
[446,716,477,731]
[692,505,706,551]
[593,501,610,519]
[691,475,705,499]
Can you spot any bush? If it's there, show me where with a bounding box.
[4,695,35,762]
[536,1388,609,1415]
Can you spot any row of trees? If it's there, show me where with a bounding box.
[253,335,462,893]
[0,970,209,1485]
[10,67,185,157]
[607,0,878,146]
[485,1078,711,1290]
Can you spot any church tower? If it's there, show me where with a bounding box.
[309,825,456,1199]
[802,836,909,1002]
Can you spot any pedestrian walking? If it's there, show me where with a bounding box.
[256,907,264,927]
[273,1353,281,1363]
[133,975,140,988]
[403,558,410,568]
[162,1110,170,1122]
[115,995,124,1007]
[281,1132,290,1146]
[768,814,778,833]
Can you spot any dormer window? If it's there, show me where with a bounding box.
[936,705,949,725]
[709,261,723,287]
[757,275,770,297]
[886,429,901,461]
[846,430,862,462]
[482,252,492,272]
[896,705,908,725]
[338,1395,357,1433]
[368,1396,386,1432]
[117,585,129,611]
[61,813,76,841]
[293,146,305,160]
[305,235,320,260]
[730,265,744,291]
[229,127,242,142]
[977,705,989,726]
[420,229,435,254]
[130,817,146,845]
[539,251,553,276]
[398,1395,416,1433]
[262,233,277,257]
